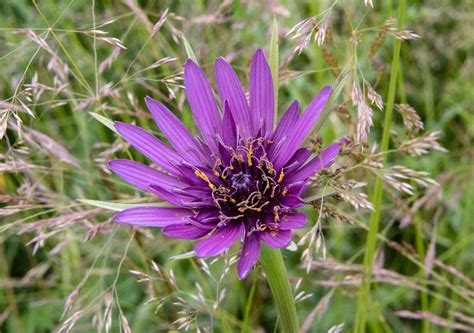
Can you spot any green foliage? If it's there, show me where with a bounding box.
[0,1,472,332]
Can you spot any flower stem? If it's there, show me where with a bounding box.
[260,246,299,333]
[241,273,257,333]
[354,0,406,331]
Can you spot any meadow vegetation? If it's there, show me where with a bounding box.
[0,0,473,332]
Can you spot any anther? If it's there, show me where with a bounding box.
[195,169,216,189]
[247,144,253,166]
[277,170,284,183]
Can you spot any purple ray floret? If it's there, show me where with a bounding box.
[109,49,339,279]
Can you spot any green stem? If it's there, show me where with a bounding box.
[259,246,299,333]
[354,0,406,332]
[241,273,258,333]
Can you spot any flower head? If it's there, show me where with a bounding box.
[110,49,339,279]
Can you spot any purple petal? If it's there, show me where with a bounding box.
[279,213,308,230]
[174,164,207,186]
[249,49,274,136]
[285,148,312,168]
[172,186,212,198]
[184,60,221,150]
[284,143,340,184]
[280,194,305,209]
[272,86,332,169]
[271,100,299,145]
[193,209,220,224]
[183,209,220,229]
[221,101,237,147]
[237,232,261,279]
[145,96,205,166]
[115,122,181,175]
[195,222,243,257]
[115,207,191,227]
[149,184,184,206]
[162,224,210,239]
[109,159,183,193]
[260,229,292,248]
[193,137,215,165]
[215,57,252,138]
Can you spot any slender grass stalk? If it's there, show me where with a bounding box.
[260,246,299,333]
[398,59,430,333]
[413,215,430,333]
[399,77,429,333]
[270,16,279,128]
[32,0,94,96]
[354,0,406,331]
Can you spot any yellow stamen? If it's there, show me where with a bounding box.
[278,170,284,183]
[281,187,288,196]
[247,145,253,166]
[194,169,216,189]
[267,163,274,175]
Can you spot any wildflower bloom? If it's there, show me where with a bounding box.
[110,49,339,279]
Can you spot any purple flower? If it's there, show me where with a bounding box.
[109,49,339,279]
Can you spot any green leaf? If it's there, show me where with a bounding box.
[182,35,198,64]
[77,199,169,211]
[88,112,117,134]
[269,16,279,128]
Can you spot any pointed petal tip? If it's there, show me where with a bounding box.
[113,121,128,133]
[215,56,226,63]
[255,48,266,56]
[114,209,130,224]
[113,211,122,222]
[215,57,231,71]
[107,159,118,169]
[237,265,250,280]
[289,100,300,109]
[184,58,198,68]
[144,96,157,108]
[252,48,269,63]
[237,255,258,279]
[321,85,333,95]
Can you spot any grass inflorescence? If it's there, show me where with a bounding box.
[0,1,472,332]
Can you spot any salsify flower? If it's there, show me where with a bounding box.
[110,49,339,279]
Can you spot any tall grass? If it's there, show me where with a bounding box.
[0,1,473,332]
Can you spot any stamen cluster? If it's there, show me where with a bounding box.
[203,139,288,233]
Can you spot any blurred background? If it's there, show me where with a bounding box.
[0,0,473,332]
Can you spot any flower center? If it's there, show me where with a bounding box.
[231,172,254,193]
[194,138,291,232]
